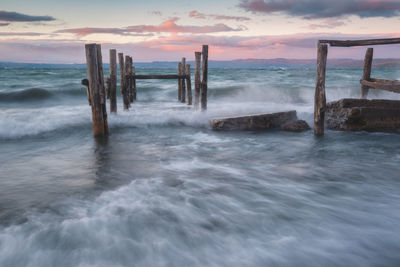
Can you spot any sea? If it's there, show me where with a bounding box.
[0,63,400,266]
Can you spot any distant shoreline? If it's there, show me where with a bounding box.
[1,58,400,69]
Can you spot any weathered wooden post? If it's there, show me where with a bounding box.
[194,52,201,110]
[185,64,192,105]
[81,78,91,105]
[133,66,137,101]
[314,42,328,136]
[123,55,131,110]
[361,48,373,99]
[109,49,117,113]
[178,62,182,101]
[85,43,109,137]
[180,57,186,103]
[118,52,125,107]
[128,56,134,103]
[201,45,208,111]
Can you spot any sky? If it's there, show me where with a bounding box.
[0,0,400,63]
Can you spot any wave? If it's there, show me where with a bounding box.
[0,88,87,102]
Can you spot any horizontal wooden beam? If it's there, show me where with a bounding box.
[360,78,400,94]
[319,38,400,47]
[129,74,189,79]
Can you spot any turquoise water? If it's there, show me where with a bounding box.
[0,66,400,266]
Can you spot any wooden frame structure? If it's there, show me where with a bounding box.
[314,38,400,136]
[83,44,209,137]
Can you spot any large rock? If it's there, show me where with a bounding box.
[326,98,400,131]
[210,110,298,131]
[281,120,311,132]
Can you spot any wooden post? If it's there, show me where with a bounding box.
[185,64,192,105]
[201,45,208,111]
[81,78,91,106]
[181,57,186,103]
[314,43,328,136]
[95,44,108,135]
[109,49,117,113]
[133,66,137,100]
[118,52,125,97]
[85,44,108,137]
[128,56,134,103]
[361,48,373,99]
[178,62,182,101]
[194,52,201,110]
[123,55,131,110]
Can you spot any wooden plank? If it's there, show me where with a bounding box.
[319,38,400,47]
[194,52,201,110]
[131,74,189,79]
[185,64,192,105]
[314,43,328,136]
[109,49,117,113]
[201,45,208,111]
[361,48,373,99]
[360,78,400,94]
[85,44,108,137]
[181,57,186,103]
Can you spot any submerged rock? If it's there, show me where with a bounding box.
[326,98,400,132]
[281,120,311,132]
[210,111,298,131]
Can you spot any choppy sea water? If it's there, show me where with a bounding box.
[1,66,400,267]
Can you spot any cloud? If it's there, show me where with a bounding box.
[57,18,246,37]
[0,32,49,36]
[307,19,347,30]
[0,10,56,22]
[238,0,400,19]
[150,10,162,16]
[2,32,400,63]
[56,27,154,37]
[189,10,251,21]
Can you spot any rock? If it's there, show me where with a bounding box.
[210,111,298,131]
[326,98,400,131]
[281,120,311,132]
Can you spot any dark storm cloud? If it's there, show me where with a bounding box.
[238,0,400,19]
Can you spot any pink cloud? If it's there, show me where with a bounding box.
[57,18,246,37]
[2,32,400,63]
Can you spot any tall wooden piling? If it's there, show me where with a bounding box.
[361,48,374,99]
[201,45,208,111]
[133,66,137,101]
[181,58,186,103]
[127,56,134,103]
[118,52,125,100]
[123,55,131,110]
[85,44,109,137]
[185,64,192,105]
[109,49,117,113]
[314,43,328,136]
[178,62,182,101]
[194,52,201,110]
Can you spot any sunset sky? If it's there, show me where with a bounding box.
[1,0,400,63]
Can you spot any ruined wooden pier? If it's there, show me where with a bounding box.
[314,38,400,135]
[83,44,209,137]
